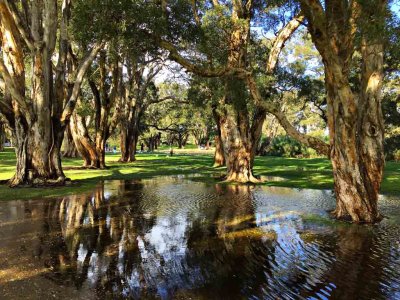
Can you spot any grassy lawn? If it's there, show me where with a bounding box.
[0,147,399,201]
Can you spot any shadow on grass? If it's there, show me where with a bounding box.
[1,151,400,201]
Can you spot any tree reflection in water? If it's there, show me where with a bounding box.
[1,178,399,299]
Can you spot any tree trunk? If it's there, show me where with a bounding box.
[294,0,387,223]
[212,108,225,167]
[9,118,66,186]
[95,120,108,169]
[327,42,384,223]
[8,55,65,186]
[250,108,267,168]
[119,125,138,162]
[62,123,79,158]
[213,135,225,167]
[177,133,184,149]
[70,112,99,168]
[219,102,259,183]
[0,122,4,151]
[119,107,141,163]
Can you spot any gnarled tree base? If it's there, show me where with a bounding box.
[224,170,262,184]
[8,175,69,188]
[331,200,382,224]
[118,157,136,163]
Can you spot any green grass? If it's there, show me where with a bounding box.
[1,147,400,201]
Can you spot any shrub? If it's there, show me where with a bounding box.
[266,135,317,158]
[394,150,400,162]
[384,135,400,160]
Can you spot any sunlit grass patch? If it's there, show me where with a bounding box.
[1,147,400,201]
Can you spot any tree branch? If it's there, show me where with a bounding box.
[267,14,305,73]
[0,58,32,119]
[3,0,35,51]
[158,39,246,78]
[246,74,329,156]
[270,108,330,156]
[61,42,105,125]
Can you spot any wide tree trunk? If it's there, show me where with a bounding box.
[9,118,66,186]
[177,134,184,149]
[219,104,259,183]
[5,50,65,186]
[326,43,384,223]
[296,0,387,223]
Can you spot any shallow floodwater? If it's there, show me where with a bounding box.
[0,177,399,299]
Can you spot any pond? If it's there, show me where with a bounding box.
[0,176,399,299]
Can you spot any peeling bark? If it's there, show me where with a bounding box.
[70,111,99,168]
[0,2,102,186]
[299,0,386,222]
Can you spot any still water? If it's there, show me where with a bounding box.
[0,176,399,299]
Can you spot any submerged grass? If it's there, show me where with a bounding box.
[0,147,400,201]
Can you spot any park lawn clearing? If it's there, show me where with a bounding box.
[0,147,399,201]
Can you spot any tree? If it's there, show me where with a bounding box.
[145,90,193,149]
[188,76,225,165]
[118,55,169,162]
[294,0,389,222]
[0,1,103,186]
[65,45,123,168]
[154,1,316,182]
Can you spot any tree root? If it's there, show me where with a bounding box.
[223,173,265,184]
[8,176,70,188]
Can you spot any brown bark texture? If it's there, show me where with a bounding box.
[299,0,386,222]
[0,2,102,186]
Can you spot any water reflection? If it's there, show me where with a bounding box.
[0,177,399,299]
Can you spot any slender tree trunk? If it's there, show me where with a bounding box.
[62,124,79,158]
[70,112,99,168]
[95,107,109,169]
[119,122,128,161]
[250,108,266,167]
[212,108,225,167]
[154,134,159,150]
[213,135,225,167]
[0,122,4,151]
[119,107,141,162]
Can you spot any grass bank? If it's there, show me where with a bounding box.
[0,147,399,201]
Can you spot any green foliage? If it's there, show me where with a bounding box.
[394,149,400,162]
[384,135,400,160]
[267,135,317,158]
